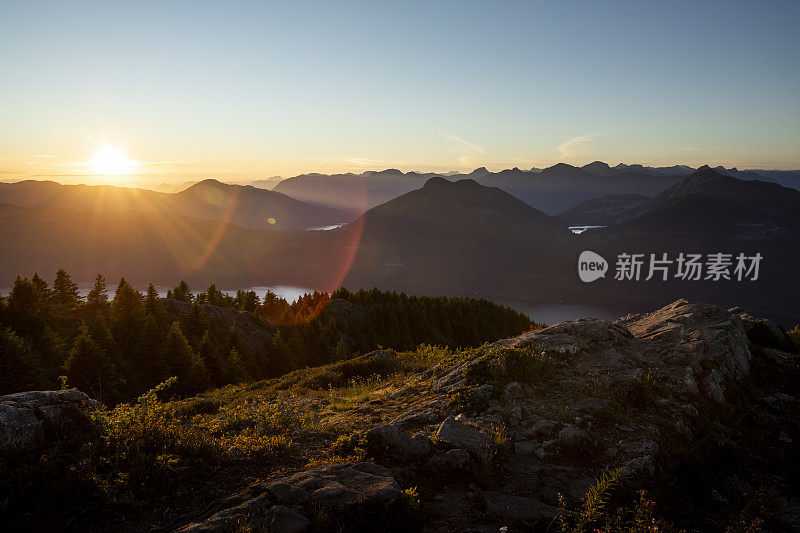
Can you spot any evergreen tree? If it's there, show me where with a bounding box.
[0,327,42,394]
[144,283,166,324]
[333,337,350,361]
[63,324,116,401]
[112,278,143,322]
[198,331,226,385]
[52,268,81,306]
[6,276,47,335]
[235,290,259,313]
[160,321,208,395]
[169,280,194,303]
[31,273,51,301]
[136,313,169,387]
[86,274,108,308]
[183,299,211,344]
[225,348,248,382]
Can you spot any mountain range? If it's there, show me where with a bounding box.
[1,164,799,325]
[0,178,352,231]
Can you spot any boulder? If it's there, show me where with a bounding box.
[435,416,493,456]
[427,448,473,475]
[366,424,431,461]
[0,390,100,452]
[526,419,558,439]
[557,427,588,449]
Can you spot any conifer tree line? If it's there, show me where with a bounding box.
[0,269,532,403]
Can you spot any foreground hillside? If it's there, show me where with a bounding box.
[2,300,798,531]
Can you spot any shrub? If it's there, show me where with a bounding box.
[98,377,220,497]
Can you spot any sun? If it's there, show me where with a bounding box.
[87,145,138,175]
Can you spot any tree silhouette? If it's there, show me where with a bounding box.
[63,324,116,401]
[86,274,108,308]
[52,268,81,306]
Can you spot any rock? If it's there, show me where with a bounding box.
[475,383,494,398]
[432,361,469,392]
[178,462,399,532]
[514,440,538,456]
[0,390,100,452]
[366,424,431,461]
[527,419,558,439]
[266,506,311,533]
[483,491,556,521]
[558,427,588,449]
[390,408,438,429]
[427,448,473,475]
[620,300,753,402]
[574,397,609,412]
[504,381,526,400]
[177,500,309,533]
[299,463,401,509]
[435,416,493,456]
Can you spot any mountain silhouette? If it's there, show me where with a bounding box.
[0,178,350,231]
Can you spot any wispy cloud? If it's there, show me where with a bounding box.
[446,134,485,168]
[344,157,388,167]
[557,134,598,159]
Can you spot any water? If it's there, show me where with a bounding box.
[306,223,346,231]
[569,225,608,234]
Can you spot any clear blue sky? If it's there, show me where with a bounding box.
[1,0,798,184]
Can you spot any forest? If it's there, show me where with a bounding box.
[0,269,533,404]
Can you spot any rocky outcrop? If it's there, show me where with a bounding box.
[177,462,401,532]
[174,299,799,531]
[0,390,100,452]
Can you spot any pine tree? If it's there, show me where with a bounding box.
[6,276,47,335]
[64,324,116,401]
[198,331,226,385]
[112,277,143,322]
[333,337,350,361]
[161,321,208,395]
[170,280,194,303]
[144,283,165,323]
[183,299,210,344]
[52,268,81,306]
[0,327,42,394]
[31,273,51,301]
[86,274,108,307]
[225,348,248,383]
[136,313,169,387]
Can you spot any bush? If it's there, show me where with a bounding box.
[97,377,220,497]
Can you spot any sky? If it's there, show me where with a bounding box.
[1,0,799,186]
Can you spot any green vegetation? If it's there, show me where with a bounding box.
[0,270,531,404]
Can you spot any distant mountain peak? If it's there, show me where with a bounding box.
[547,162,578,171]
[469,167,489,177]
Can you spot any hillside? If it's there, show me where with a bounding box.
[0,179,350,231]
[2,300,798,531]
[557,194,650,225]
[272,169,439,211]
[472,163,684,214]
[341,177,569,293]
[165,179,354,230]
